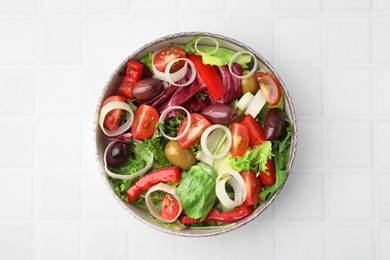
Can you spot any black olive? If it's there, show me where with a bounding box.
[131,78,163,101]
[106,141,130,167]
[264,109,286,140]
[201,104,238,125]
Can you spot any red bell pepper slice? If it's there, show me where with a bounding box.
[259,158,276,186]
[240,114,265,147]
[119,59,144,99]
[187,54,226,100]
[180,205,254,225]
[126,166,181,202]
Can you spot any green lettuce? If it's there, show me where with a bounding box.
[229,141,273,174]
[177,162,217,220]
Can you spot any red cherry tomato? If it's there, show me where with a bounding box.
[241,170,262,206]
[177,113,212,149]
[161,193,180,221]
[131,104,159,139]
[230,123,250,157]
[255,72,281,106]
[102,95,127,131]
[153,46,186,73]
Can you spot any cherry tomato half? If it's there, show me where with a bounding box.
[177,113,212,149]
[161,193,180,221]
[230,122,250,157]
[102,95,127,131]
[241,170,262,206]
[131,104,159,139]
[255,72,281,106]
[153,46,186,73]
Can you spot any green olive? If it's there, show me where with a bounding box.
[165,141,197,170]
[241,70,259,95]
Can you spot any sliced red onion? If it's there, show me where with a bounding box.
[145,183,183,223]
[200,124,232,159]
[215,170,247,209]
[194,36,219,55]
[103,140,153,180]
[165,58,197,87]
[158,106,191,141]
[228,50,257,79]
[98,101,134,137]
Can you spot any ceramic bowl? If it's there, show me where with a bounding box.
[94,32,297,237]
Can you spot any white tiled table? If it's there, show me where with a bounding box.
[0,0,389,259]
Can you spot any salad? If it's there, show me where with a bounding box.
[98,35,293,230]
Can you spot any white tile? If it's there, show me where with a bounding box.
[278,173,324,221]
[134,18,177,48]
[330,226,373,260]
[180,0,226,13]
[0,223,33,260]
[82,169,130,220]
[86,0,129,13]
[38,69,82,117]
[0,119,34,167]
[41,19,82,65]
[0,69,35,116]
[41,0,82,14]
[177,235,225,260]
[229,17,274,63]
[36,118,82,168]
[86,19,130,67]
[0,20,35,65]
[279,226,323,260]
[328,120,373,168]
[378,121,390,168]
[328,17,371,63]
[326,0,371,11]
[231,0,273,13]
[226,225,274,260]
[278,68,323,117]
[378,174,390,221]
[294,120,324,169]
[84,222,128,260]
[0,170,33,220]
[376,17,390,62]
[376,0,390,11]
[130,221,176,259]
[179,18,227,36]
[376,68,390,114]
[329,172,373,221]
[327,68,372,116]
[277,0,322,12]
[134,0,176,13]
[35,222,80,260]
[36,169,81,220]
[277,17,322,64]
[379,227,390,260]
[0,0,35,14]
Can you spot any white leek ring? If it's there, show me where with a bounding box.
[236,92,255,111]
[228,50,257,79]
[145,183,183,223]
[215,170,247,209]
[99,101,134,137]
[165,58,197,87]
[103,140,153,180]
[158,106,191,141]
[200,125,232,159]
[194,36,219,55]
[151,51,188,83]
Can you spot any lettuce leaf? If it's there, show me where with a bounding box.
[229,141,273,174]
[260,170,287,202]
[177,162,217,220]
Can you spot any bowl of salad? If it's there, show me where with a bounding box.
[94,32,297,237]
